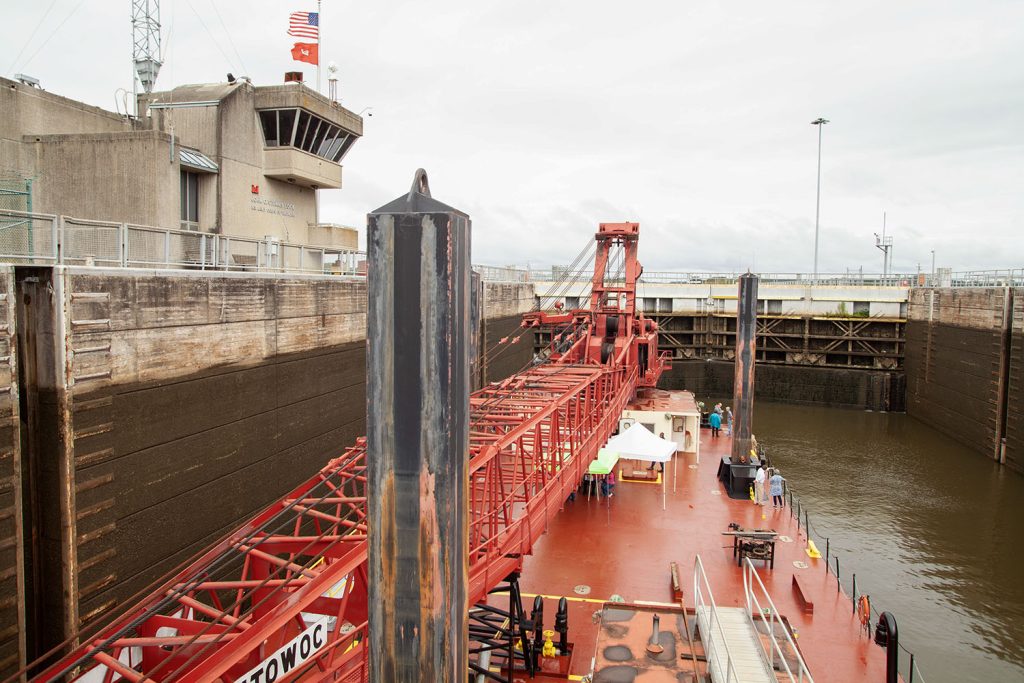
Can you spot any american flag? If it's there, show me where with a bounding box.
[288,12,319,40]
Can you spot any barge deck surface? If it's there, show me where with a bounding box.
[517,426,891,682]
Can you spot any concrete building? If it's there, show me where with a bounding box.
[0,75,361,251]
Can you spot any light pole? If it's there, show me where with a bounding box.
[930,249,936,287]
[811,117,829,282]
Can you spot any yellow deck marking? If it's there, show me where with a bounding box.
[492,590,608,605]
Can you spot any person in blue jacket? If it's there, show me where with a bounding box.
[709,410,722,437]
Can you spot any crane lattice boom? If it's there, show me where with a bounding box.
[31,223,666,682]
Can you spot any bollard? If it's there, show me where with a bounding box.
[835,556,841,592]
[825,538,830,571]
[731,273,759,463]
[852,574,857,611]
[366,170,471,683]
[874,612,899,683]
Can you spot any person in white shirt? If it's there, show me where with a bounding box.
[754,464,767,506]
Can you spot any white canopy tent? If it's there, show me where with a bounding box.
[604,423,678,509]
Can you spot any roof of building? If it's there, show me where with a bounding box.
[148,82,243,105]
[626,388,701,415]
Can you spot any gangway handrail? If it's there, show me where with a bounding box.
[693,555,740,683]
[743,558,814,682]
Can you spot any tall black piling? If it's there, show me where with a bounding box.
[366,170,470,682]
[731,273,759,463]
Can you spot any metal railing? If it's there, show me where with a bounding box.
[527,268,1023,288]
[0,210,544,281]
[742,558,813,682]
[693,555,740,683]
[0,210,366,276]
[527,269,920,287]
[473,264,531,283]
[786,487,928,683]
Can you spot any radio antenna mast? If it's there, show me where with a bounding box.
[131,0,162,112]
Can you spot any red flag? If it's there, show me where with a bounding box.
[291,42,318,65]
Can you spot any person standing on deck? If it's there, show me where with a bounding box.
[709,411,722,437]
[725,406,734,436]
[754,463,766,505]
[648,433,666,472]
[769,469,786,508]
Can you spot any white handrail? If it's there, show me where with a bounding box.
[693,555,739,683]
[743,558,814,682]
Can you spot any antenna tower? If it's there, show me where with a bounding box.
[874,211,893,283]
[132,0,162,96]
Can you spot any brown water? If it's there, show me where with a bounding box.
[747,402,1024,683]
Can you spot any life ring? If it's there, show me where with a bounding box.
[857,595,871,626]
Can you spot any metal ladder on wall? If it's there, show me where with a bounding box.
[693,555,814,683]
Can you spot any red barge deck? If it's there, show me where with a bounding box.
[518,425,891,682]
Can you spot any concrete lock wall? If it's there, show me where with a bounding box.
[5,267,534,672]
[905,287,1022,472]
[0,268,23,678]
[661,359,904,411]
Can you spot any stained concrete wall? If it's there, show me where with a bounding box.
[27,132,180,230]
[905,288,1020,472]
[662,359,904,411]
[1006,292,1024,472]
[481,282,536,382]
[0,268,22,679]
[10,268,535,668]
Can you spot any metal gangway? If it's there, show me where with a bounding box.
[693,555,814,683]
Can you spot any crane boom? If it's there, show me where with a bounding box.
[28,223,666,683]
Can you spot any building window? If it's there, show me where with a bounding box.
[259,110,279,147]
[180,171,199,229]
[257,107,358,163]
[767,299,782,314]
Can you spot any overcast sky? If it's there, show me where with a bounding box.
[4,1,1022,273]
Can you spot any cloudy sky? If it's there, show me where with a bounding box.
[4,1,1022,273]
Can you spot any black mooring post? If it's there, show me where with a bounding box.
[367,170,470,683]
[731,273,759,463]
[874,612,899,683]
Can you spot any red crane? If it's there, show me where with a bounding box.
[28,223,667,683]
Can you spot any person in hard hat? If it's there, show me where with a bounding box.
[769,469,786,508]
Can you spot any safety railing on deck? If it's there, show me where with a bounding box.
[692,555,740,683]
[742,558,814,682]
[785,487,929,683]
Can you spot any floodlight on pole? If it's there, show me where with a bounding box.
[811,117,829,282]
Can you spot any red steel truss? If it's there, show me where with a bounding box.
[29,223,662,683]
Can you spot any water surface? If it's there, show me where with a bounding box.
[749,402,1024,683]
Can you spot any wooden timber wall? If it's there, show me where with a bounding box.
[6,267,534,675]
[905,287,1022,472]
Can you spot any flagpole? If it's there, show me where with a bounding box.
[316,0,321,93]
